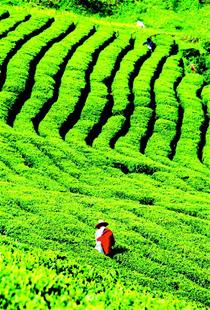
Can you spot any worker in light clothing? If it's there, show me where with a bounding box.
[95,220,115,257]
[136,20,145,28]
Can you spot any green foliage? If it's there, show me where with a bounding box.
[75,0,120,15]
[182,48,210,83]
[0,5,209,309]
[0,243,204,309]
[1,0,207,15]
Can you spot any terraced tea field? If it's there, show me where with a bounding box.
[0,5,209,309]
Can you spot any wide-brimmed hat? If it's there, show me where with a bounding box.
[95,220,108,228]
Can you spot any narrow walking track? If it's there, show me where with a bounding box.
[197,83,209,163]
[168,59,185,160]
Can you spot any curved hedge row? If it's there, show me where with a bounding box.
[0,5,209,309]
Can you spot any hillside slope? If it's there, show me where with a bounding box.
[0,5,209,309]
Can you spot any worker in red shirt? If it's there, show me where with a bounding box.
[95,220,115,257]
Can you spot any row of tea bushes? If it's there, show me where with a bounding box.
[93,35,149,149]
[145,55,183,158]
[66,32,132,144]
[38,27,115,139]
[174,74,204,167]
[0,14,52,115]
[116,39,174,153]
[0,10,30,39]
[0,16,76,126]
[14,22,94,133]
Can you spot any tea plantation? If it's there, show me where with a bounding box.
[0,5,209,309]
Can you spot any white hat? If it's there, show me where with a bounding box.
[95,220,108,228]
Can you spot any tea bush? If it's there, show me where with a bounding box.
[0,5,209,309]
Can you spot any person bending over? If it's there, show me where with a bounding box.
[95,220,115,257]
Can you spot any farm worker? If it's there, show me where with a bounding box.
[95,220,115,257]
[143,38,155,52]
[136,20,145,28]
[189,63,196,72]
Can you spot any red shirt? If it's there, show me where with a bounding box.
[97,228,115,255]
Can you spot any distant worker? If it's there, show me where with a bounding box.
[189,63,196,72]
[95,220,115,257]
[136,20,145,28]
[143,38,155,52]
